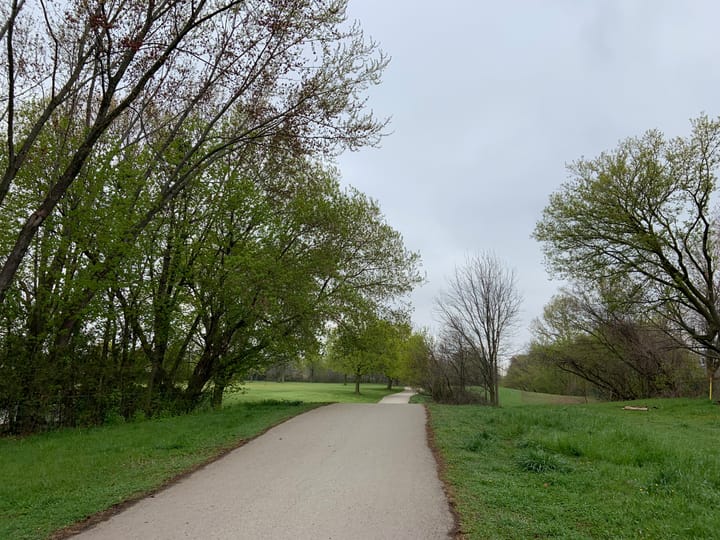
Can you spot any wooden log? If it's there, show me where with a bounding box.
[622,406,649,411]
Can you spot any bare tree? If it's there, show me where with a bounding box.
[434,252,522,405]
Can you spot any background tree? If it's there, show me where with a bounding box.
[394,330,433,388]
[327,317,380,395]
[376,319,412,389]
[301,347,327,383]
[327,313,410,394]
[526,291,704,400]
[419,333,481,404]
[502,353,589,397]
[534,116,720,399]
[434,253,522,405]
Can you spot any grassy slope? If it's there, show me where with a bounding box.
[429,395,720,539]
[499,387,593,406]
[224,381,400,404]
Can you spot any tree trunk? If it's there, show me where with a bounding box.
[166,313,200,384]
[710,373,714,401]
[149,228,179,400]
[492,360,500,406]
[386,376,392,390]
[355,375,361,394]
[183,348,217,411]
[211,375,228,410]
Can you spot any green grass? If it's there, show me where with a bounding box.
[499,386,593,406]
[428,397,720,539]
[0,401,317,540]
[224,381,401,404]
[410,387,589,406]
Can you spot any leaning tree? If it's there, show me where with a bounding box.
[534,115,720,399]
[0,0,388,304]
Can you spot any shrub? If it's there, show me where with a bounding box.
[516,447,568,473]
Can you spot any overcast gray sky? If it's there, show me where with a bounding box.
[336,0,720,355]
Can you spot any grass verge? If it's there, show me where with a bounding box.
[410,387,590,407]
[0,401,318,540]
[428,397,720,539]
[499,387,593,406]
[224,381,401,404]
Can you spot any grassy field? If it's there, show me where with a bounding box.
[428,396,720,539]
[499,387,592,406]
[224,381,400,404]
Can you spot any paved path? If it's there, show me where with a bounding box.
[378,387,416,404]
[74,402,454,539]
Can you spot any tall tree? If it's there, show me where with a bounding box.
[0,0,388,303]
[377,320,412,389]
[434,252,522,405]
[174,160,421,408]
[534,116,720,399]
[0,1,428,434]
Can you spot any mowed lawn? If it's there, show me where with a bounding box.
[0,382,400,540]
[428,394,720,539]
[224,381,401,404]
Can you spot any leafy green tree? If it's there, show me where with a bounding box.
[368,316,412,389]
[327,314,405,394]
[173,159,420,409]
[327,327,372,395]
[0,123,158,430]
[0,2,427,433]
[535,116,720,399]
[0,0,388,304]
[393,331,432,388]
[502,354,586,396]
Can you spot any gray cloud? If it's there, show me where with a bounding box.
[337,0,720,354]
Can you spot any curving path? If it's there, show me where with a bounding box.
[73,394,454,540]
[378,387,416,404]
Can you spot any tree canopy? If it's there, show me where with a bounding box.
[327,313,413,394]
[534,115,720,398]
[0,0,388,302]
[0,1,422,433]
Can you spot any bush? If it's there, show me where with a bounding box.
[516,447,568,473]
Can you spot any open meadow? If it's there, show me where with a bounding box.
[428,392,720,539]
[224,381,400,404]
